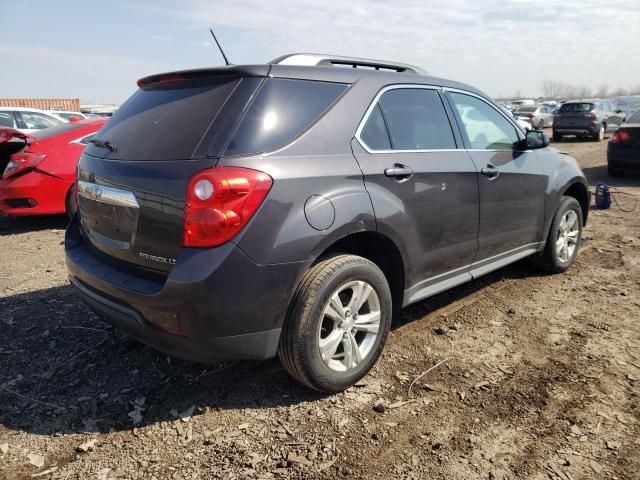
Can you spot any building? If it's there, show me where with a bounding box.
[0,98,81,111]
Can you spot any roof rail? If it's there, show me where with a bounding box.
[270,53,427,75]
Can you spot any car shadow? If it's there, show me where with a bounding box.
[0,214,69,235]
[580,165,640,189]
[0,258,548,436]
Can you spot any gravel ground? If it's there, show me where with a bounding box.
[1,135,639,480]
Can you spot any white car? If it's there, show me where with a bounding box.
[47,110,87,123]
[0,107,63,134]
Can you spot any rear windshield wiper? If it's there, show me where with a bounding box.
[89,138,117,152]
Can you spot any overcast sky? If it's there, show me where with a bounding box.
[1,0,639,104]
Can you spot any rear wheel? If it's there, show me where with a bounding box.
[593,124,605,141]
[552,131,562,141]
[278,254,392,392]
[531,196,583,273]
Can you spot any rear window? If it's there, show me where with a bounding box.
[32,122,85,140]
[515,107,536,113]
[225,78,348,156]
[89,77,241,160]
[559,103,594,113]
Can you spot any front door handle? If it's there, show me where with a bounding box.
[481,164,500,180]
[384,164,414,182]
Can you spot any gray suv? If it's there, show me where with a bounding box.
[65,54,590,392]
[553,99,623,141]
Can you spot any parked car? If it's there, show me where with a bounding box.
[0,107,63,134]
[553,100,623,141]
[65,53,590,392]
[509,99,535,112]
[613,96,640,122]
[0,118,106,216]
[498,105,532,131]
[47,110,88,123]
[514,105,554,129]
[607,110,640,176]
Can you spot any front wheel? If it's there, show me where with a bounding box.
[278,254,392,392]
[531,196,583,273]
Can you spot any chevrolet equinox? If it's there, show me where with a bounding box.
[65,54,590,392]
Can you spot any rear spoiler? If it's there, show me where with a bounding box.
[0,127,33,145]
[136,65,271,87]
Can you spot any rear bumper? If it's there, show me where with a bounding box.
[554,124,598,136]
[65,216,308,362]
[607,146,640,169]
[0,170,70,215]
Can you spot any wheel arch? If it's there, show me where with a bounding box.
[311,231,406,316]
[562,181,590,226]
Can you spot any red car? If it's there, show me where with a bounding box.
[0,118,106,216]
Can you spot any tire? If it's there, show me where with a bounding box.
[64,187,77,219]
[531,196,583,273]
[607,163,624,177]
[552,131,563,141]
[538,119,545,130]
[278,254,392,392]
[593,124,605,142]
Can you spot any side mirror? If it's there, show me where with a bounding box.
[615,109,623,114]
[523,129,549,149]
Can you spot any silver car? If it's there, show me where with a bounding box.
[514,105,554,129]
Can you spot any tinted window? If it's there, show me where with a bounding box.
[91,78,241,160]
[449,93,519,150]
[18,112,61,129]
[226,78,347,156]
[377,88,456,150]
[32,122,85,140]
[516,107,536,113]
[360,104,391,150]
[558,103,594,113]
[0,111,16,128]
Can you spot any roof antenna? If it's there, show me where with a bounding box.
[209,27,231,66]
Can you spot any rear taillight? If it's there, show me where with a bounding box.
[610,131,631,144]
[583,112,596,118]
[525,113,534,118]
[183,167,273,247]
[2,152,47,179]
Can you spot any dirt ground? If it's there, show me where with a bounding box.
[1,135,639,480]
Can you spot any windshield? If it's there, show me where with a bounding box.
[627,111,640,123]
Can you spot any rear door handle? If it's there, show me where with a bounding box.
[480,164,500,180]
[384,164,414,182]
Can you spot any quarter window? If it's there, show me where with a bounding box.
[449,93,519,150]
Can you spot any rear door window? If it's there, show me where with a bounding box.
[225,78,347,156]
[89,77,242,160]
[361,88,456,151]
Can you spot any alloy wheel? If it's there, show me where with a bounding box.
[555,210,579,263]
[318,280,381,372]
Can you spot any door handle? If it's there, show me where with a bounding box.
[481,164,500,180]
[384,164,414,181]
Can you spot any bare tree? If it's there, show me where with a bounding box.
[595,84,609,98]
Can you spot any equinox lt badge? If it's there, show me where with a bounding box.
[139,252,176,265]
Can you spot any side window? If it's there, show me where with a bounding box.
[375,88,456,150]
[0,111,16,128]
[18,112,60,129]
[449,93,519,150]
[360,104,391,150]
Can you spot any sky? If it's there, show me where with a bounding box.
[1,0,639,104]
